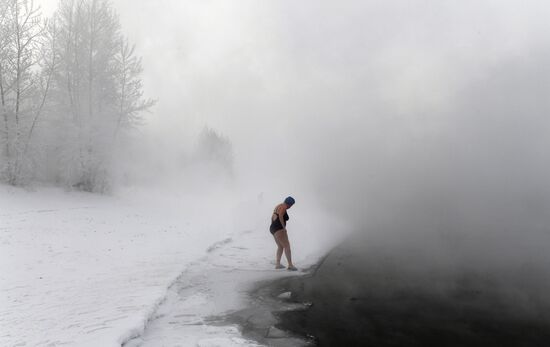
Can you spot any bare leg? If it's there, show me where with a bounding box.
[273,232,284,267]
[276,246,284,265]
[280,231,293,268]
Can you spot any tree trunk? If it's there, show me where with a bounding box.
[12,1,22,185]
[0,64,10,176]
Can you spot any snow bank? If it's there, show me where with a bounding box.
[0,185,345,346]
[1,186,234,346]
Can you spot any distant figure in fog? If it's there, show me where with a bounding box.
[270,196,297,271]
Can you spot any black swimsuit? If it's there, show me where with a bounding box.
[270,207,289,234]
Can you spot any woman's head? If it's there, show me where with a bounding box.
[284,196,295,208]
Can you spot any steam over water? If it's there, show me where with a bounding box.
[113,1,550,331]
[26,0,550,343]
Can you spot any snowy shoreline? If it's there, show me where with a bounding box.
[1,186,340,346]
[123,230,314,347]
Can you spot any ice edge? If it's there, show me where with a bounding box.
[117,237,233,346]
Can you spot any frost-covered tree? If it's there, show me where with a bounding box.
[0,0,152,190]
[51,0,153,192]
[113,38,154,141]
[0,0,45,185]
[0,1,11,178]
[19,17,60,183]
[196,126,234,175]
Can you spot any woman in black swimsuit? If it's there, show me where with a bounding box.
[270,196,297,271]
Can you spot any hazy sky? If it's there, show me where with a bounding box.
[35,0,550,142]
[35,0,550,230]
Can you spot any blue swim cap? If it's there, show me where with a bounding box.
[284,196,295,206]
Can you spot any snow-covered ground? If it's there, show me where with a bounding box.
[124,229,306,347]
[0,185,343,346]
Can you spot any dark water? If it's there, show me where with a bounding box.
[266,234,550,347]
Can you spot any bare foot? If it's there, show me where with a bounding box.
[275,264,285,269]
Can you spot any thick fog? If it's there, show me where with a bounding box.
[33,1,550,259]
[103,0,550,228]
[5,3,550,345]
